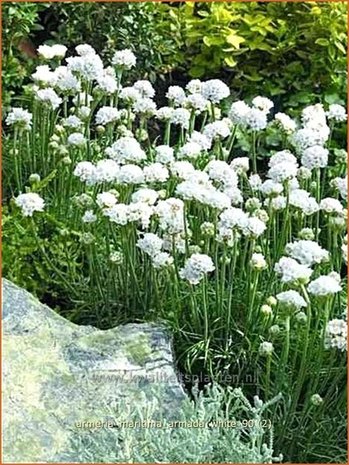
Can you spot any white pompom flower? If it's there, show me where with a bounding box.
[179,253,215,285]
[15,193,45,217]
[308,273,342,297]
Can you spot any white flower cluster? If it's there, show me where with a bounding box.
[276,290,307,310]
[15,193,45,216]
[179,253,215,285]
[35,88,62,110]
[111,49,136,69]
[136,233,174,269]
[5,108,32,130]
[18,46,346,332]
[95,107,121,125]
[38,44,67,59]
[308,272,341,297]
[326,104,347,123]
[105,137,146,164]
[292,103,330,151]
[267,150,298,184]
[228,96,273,131]
[274,257,313,285]
[285,240,329,266]
[325,318,347,351]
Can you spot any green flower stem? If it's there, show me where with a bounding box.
[210,102,216,122]
[247,272,260,328]
[226,235,238,344]
[200,111,208,131]
[265,354,272,401]
[276,184,290,259]
[63,96,68,118]
[275,314,290,394]
[189,110,196,135]
[251,130,257,173]
[13,128,21,192]
[26,131,34,175]
[315,168,321,240]
[304,297,332,403]
[30,218,77,296]
[183,202,190,257]
[286,284,312,426]
[226,125,238,161]
[202,276,210,364]
[220,246,227,315]
[164,121,171,145]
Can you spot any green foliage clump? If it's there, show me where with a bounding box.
[2,2,46,110]
[49,2,183,84]
[168,1,347,109]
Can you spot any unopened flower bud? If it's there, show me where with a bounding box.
[261,304,273,316]
[245,197,261,212]
[62,156,72,165]
[189,245,201,254]
[251,253,267,270]
[80,232,95,245]
[266,296,277,307]
[200,222,215,237]
[270,324,280,335]
[295,311,307,324]
[110,251,123,264]
[158,189,167,200]
[59,228,70,237]
[96,125,105,134]
[29,173,41,184]
[49,141,59,151]
[259,341,273,356]
[255,209,269,223]
[310,394,323,406]
[54,124,65,135]
[137,128,148,142]
[298,228,315,240]
[51,134,60,143]
[57,144,69,156]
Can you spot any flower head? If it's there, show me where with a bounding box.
[201,79,230,103]
[285,240,329,266]
[111,49,136,69]
[308,273,341,297]
[15,193,45,216]
[276,290,307,310]
[179,253,215,285]
[5,108,32,130]
[274,257,313,285]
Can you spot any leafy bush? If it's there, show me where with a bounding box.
[168,2,347,110]
[2,2,46,110]
[49,2,183,84]
[69,384,281,463]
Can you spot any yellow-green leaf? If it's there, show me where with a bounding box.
[226,32,245,49]
[224,56,237,67]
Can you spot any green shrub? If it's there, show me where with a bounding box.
[168,2,347,110]
[2,2,46,110]
[49,2,183,84]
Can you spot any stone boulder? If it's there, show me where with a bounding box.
[2,279,185,462]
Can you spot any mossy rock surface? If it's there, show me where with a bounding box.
[2,279,185,463]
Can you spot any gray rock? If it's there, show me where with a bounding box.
[2,279,185,463]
